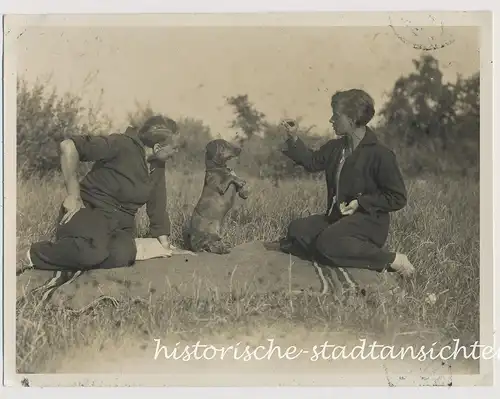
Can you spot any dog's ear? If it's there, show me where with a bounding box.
[205,141,219,162]
[215,141,225,164]
[220,140,237,160]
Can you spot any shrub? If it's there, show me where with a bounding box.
[16,78,112,178]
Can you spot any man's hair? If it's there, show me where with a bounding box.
[138,115,178,147]
[330,89,375,127]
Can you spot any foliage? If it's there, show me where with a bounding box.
[17,54,479,181]
[16,78,112,178]
[226,94,267,142]
[225,54,480,180]
[377,54,479,177]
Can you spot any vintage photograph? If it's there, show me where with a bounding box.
[4,12,493,387]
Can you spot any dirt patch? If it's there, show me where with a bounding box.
[17,241,400,312]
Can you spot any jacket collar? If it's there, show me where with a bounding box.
[123,125,154,172]
[124,125,144,147]
[360,126,378,146]
[342,126,378,150]
[355,126,378,147]
[124,125,167,171]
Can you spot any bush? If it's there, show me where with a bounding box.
[235,124,325,181]
[18,54,479,182]
[16,78,112,178]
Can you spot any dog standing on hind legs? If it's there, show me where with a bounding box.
[184,139,249,254]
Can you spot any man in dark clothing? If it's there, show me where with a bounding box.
[279,89,415,277]
[24,115,181,296]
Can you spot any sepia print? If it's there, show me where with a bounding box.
[3,12,494,387]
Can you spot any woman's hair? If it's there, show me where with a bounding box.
[330,89,375,127]
[138,115,178,148]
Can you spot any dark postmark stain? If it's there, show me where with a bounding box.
[389,15,455,51]
[383,360,454,387]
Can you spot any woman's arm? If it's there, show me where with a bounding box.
[282,137,338,173]
[357,148,407,214]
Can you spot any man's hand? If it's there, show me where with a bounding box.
[157,235,174,256]
[60,195,85,225]
[340,199,359,216]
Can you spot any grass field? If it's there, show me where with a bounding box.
[15,170,479,373]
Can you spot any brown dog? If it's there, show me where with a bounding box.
[184,139,249,254]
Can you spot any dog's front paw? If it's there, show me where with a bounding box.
[238,186,250,199]
[234,178,246,188]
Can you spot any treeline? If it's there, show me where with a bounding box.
[17,54,479,180]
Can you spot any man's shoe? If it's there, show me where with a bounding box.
[31,270,83,303]
[16,249,34,276]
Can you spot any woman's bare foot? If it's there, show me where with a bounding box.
[390,253,415,277]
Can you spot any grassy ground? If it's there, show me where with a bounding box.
[15,170,479,373]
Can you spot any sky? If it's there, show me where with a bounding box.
[15,24,480,138]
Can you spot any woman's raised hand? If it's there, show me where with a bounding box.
[279,118,299,140]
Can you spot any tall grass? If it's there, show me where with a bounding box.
[16,170,479,372]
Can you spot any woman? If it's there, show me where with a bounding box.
[24,115,182,288]
[279,89,415,277]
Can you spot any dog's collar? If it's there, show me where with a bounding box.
[205,159,231,171]
[206,165,232,172]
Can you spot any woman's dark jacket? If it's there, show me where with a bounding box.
[282,127,407,239]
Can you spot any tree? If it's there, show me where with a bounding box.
[226,94,267,142]
[379,55,448,145]
[377,54,479,177]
